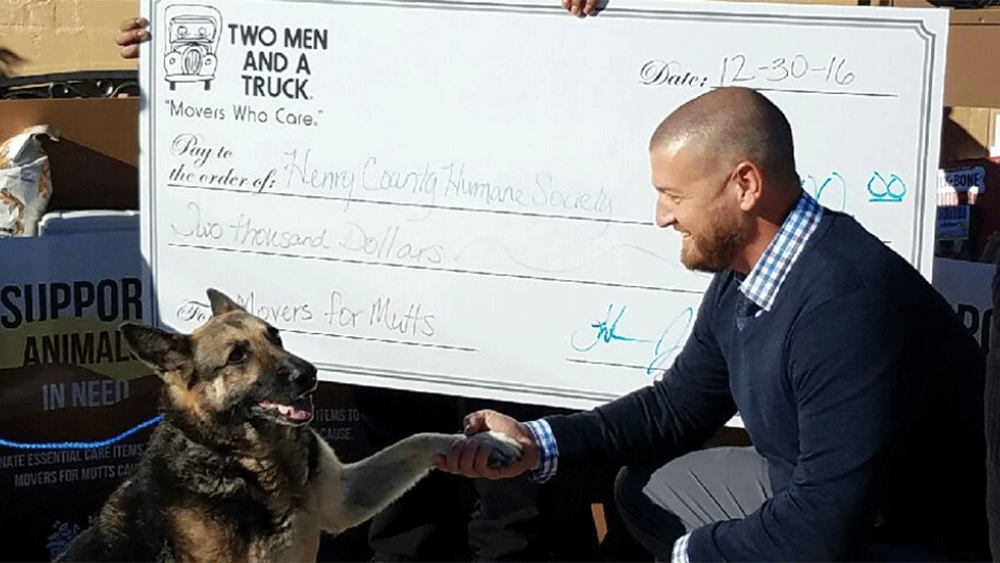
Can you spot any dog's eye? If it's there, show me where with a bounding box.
[227,346,248,365]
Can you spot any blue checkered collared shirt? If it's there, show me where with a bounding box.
[738,190,824,312]
[525,192,825,559]
[524,419,558,481]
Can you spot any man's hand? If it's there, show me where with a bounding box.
[434,409,540,479]
[562,0,600,16]
[117,17,149,59]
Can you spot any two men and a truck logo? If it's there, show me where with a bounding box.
[163,5,222,90]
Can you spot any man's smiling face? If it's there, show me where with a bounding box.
[651,141,746,273]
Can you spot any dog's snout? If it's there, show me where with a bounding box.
[289,356,317,390]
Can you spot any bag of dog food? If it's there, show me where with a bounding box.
[0,124,59,238]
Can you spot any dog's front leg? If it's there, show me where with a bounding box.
[330,431,520,531]
[332,432,457,531]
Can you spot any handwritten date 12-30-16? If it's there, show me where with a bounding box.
[720,54,854,86]
[638,55,856,90]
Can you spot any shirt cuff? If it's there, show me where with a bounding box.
[672,533,691,563]
[524,419,558,483]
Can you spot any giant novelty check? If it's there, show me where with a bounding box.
[139,0,947,408]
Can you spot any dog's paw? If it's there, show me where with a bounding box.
[471,431,523,469]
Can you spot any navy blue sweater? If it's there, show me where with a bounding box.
[544,212,987,561]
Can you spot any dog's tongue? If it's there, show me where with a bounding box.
[291,394,314,420]
[260,394,314,421]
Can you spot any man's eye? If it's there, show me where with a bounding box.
[658,190,682,204]
[227,347,248,365]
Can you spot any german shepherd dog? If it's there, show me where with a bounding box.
[55,289,521,562]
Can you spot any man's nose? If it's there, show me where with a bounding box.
[655,197,675,228]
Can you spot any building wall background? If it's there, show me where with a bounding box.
[1,0,137,76]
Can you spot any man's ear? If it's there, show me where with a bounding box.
[732,160,764,211]
[121,322,193,383]
[206,288,245,316]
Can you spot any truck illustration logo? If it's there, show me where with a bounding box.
[163,4,222,90]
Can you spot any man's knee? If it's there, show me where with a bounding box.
[613,465,685,560]
[641,447,771,531]
[615,465,679,528]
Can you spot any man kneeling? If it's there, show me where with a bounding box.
[438,87,989,562]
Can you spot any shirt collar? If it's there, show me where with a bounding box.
[739,191,824,311]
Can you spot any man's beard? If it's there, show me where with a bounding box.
[681,216,746,273]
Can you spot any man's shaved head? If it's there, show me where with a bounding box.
[650,88,798,187]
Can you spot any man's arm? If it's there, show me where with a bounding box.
[440,274,737,478]
[542,344,735,467]
[541,274,737,467]
[687,292,901,561]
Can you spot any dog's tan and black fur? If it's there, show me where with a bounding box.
[55,289,520,563]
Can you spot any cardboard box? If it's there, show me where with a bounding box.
[0,98,139,212]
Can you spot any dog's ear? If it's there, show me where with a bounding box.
[206,288,245,316]
[121,323,193,381]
